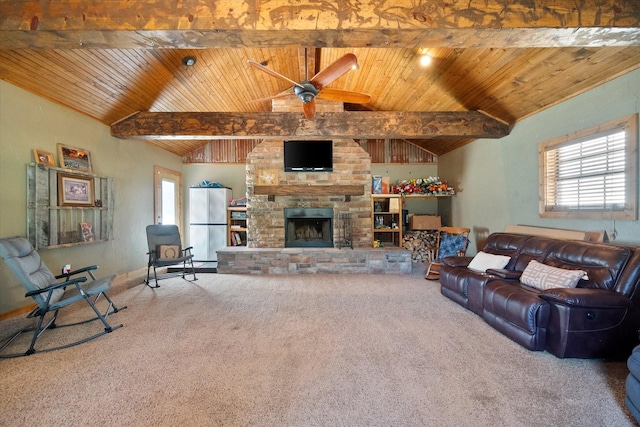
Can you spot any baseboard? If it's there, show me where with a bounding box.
[0,303,37,321]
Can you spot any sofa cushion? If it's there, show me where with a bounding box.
[467,251,511,272]
[543,240,630,290]
[480,233,530,270]
[483,281,549,350]
[521,260,587,290]
[511,236,556,272]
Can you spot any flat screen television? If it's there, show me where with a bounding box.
[284,140,333,172]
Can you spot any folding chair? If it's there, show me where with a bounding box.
[0,236,126,357]
[145,224,197,288]
[425,227,470,280]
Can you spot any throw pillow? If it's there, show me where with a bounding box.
[157,245,180,259]
[467,251,511,272]
[521,260,588,290]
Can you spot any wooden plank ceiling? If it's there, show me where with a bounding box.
[1,1,639,159]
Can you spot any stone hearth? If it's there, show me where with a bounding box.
[217,247,412,274]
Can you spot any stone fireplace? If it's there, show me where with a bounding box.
[284,207,333,248]
[245,139,372,248]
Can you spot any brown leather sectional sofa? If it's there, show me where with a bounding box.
[439,232,640,359]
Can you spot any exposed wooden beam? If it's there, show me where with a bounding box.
[110,111,511,140]
[1,1,639,49]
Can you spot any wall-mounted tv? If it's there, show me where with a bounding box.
[284,140,333,172]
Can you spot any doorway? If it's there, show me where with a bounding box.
[154,166,183,233]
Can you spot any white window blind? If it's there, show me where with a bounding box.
[539,114,637,220]
[544,130,626,211]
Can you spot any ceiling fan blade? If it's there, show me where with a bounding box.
[246,92,294,103]
[317,88,371,104]
[247,60,304,89]
[310,53,358,89]
[303,99,316,118]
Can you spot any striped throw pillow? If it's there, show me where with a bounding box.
[521,260,588,290]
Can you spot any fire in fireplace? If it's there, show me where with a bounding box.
[284,208,333,248]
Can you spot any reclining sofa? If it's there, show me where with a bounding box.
[439,232,640,359]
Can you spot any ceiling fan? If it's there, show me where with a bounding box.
[247,52,371,118]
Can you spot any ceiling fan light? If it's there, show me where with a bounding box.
[181,56,197,67]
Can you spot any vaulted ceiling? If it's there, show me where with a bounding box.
[1,1,639,159]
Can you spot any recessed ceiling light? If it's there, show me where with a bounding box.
[182,56,197,67]
[419,54,432,67]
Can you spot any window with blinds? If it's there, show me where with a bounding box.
[539,114,637,220]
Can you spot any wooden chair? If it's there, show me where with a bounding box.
[425,227,470,280]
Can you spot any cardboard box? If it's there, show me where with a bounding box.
[410,215,441,230]
[388,197,400,213]
[381,176,390,194]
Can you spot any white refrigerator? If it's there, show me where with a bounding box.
[189,187,232,262]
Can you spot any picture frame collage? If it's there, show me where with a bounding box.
[34,144,98,242]
[33,144,96,208]
[33,143,93,173]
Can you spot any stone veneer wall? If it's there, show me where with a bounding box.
[246,139,372,248]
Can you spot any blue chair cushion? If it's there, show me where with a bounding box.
[437,234,468,261]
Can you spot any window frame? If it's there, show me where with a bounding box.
[539,114,638,220]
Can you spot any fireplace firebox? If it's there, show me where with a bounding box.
[284,208,333,248]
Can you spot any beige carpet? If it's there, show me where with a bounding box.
[0,274,635,426]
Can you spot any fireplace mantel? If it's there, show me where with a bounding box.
[253,185,364,197]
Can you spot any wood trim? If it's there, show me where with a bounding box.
[0,303,37,321]
[539,114,638,221]
[153,166,183,234]
[253,185,364,196]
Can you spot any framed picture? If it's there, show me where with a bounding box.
[33,149,55,166]
[80,222,94,242]
[57,173,94,207]
[57,143,93,173]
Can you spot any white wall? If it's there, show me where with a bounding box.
[0,81,183,313]
[439,68,640,254]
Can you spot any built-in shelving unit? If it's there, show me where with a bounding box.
[371,194,402,248]
[27,163,113,250]
[227,207,247,246]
